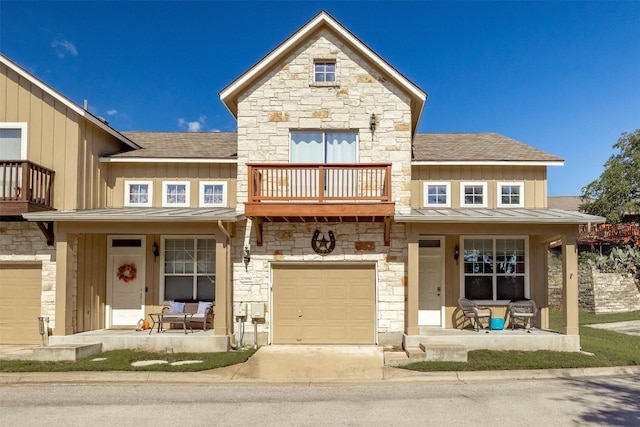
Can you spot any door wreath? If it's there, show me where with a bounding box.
[117,263,137,282]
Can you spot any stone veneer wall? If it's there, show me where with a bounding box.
[0,222,56,327]
[233,220,407,345]
[548,251,640,314]
[236,28,413,214]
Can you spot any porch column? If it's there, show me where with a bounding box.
[213,238,230,336]
[561,233,579,335]
[406,227,419,335]
[53,229,75,336]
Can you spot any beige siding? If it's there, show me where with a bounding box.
[107,163,237,208]
[411,165,548,208]
[1,63,128,210]
[76,234,107,331]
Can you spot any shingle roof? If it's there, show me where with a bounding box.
[548,196,584,211]
[412,133,563,163]
[112,132,237,159]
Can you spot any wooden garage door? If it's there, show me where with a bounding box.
[0,262,42,345]
[272,264,376,344]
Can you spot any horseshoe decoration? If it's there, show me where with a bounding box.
[311,229,336,255]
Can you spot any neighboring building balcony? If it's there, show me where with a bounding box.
[246,163,394,245]
[0,160,55,216]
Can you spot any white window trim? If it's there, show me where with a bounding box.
[459,235,530,304]
[312,59,338,86]
[199,181,227,207]
[497,182,525,208]
[159,235,216,303]
[0,122,28,159]
[423,181,451,208]
[161,181,190,207]
[460,182,488,208]
[124,180,153,207]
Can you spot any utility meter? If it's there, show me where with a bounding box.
[234,302,247,317]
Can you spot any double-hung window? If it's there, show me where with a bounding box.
[497,182,524,207]
[314,61,336,83]
[162,181,190,207]
[199,181,227,207]
[462,237,528,301]
[124,181,152,207]
[423,182,451,207]
[162,237,215,301]
[460,182,487,207]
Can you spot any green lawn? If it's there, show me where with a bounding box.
[403,310,640,372]
[0,348,256,373]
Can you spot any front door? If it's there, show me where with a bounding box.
[418,238,445,327]
[108,236,145,328]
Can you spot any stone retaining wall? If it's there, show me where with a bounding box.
[548,252,640,313]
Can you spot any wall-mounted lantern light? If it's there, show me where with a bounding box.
[369,113,376,134]
[243,246,251,271]
[454,245,460,265]
[152,242,160,259]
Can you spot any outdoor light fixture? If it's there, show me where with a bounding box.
[152,242,160,259]
[243,246,251,271]
[454,245,460,264]
[369,113,376,133]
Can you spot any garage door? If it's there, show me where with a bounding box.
[272,264,376,344]
[0,262,42,345]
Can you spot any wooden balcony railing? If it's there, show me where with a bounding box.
[579,222,640,246]
[0,161,55,215]
[247,163,392,204]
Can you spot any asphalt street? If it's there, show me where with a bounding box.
[1,375,638,426]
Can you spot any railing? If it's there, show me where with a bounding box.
[0,160,55,210]
[579,223,640,244]
[247,163,392,204]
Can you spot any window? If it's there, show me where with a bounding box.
[162,237,215,301]
[462,237,528,302]
[497,182,524,207]
[460,182,487,207]
[0,123,27,159]
[199,181,227,207]
[423,182,451,207]
[162,181,190,207]
[1,123,27,199]
[314,61,336,83]
[290,131,357,163]
[124,181,152,207]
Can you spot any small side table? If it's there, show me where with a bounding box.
[148,313,164,334]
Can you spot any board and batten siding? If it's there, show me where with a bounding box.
[1,62,129,211]
[410,165,548,209]
[107,163,237,208]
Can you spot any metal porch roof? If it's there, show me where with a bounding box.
[396,208,605,224]
[23,207,243,222]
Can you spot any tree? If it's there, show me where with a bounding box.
[580,129,640,223]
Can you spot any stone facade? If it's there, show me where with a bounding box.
[0,222,56,326]
[548,251,640,313]
[233,221,408,344]
[236,29,413,214]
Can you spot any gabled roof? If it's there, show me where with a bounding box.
[0,53,140,150]
[101,132,237,162]
[412,133,563,165]
[219,10,427,136]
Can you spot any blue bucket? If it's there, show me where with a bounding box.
[490,318,505,330]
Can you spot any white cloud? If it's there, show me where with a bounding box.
[178,116,206,132]
[51,39,78,58]
[107,109,118,116]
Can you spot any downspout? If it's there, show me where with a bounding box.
[218,220,238,350]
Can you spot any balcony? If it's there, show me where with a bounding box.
[0,161,55,216]
[246,163,394,245]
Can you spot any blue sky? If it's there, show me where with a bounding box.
[1,1,639,196]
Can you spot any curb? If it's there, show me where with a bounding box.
[1,365,638,385]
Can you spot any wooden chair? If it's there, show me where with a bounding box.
[458,298,493,331]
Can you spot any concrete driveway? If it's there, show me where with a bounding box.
[207,345,384,381]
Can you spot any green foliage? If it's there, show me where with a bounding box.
[580,129,640,223]
[583,245,640,279]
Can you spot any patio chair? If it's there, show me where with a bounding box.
[458,298,493,331]
[508,300,537,331]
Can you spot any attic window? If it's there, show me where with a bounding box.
[314,61,336,83]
